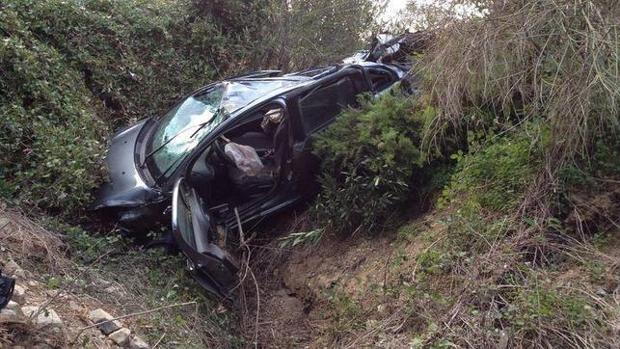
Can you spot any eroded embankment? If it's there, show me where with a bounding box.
[242,185,620,348]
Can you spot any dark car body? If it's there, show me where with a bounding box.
[93,33,418,298]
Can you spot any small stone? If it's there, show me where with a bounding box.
[22,306,63,327]
[109,328,131,346]
[498,330,510,349]
[3,258,18,272]
[12,284,26,304]
[89,308,122,335]
[6,300,20,311]
[129,336,150,349]
[104,285,121,294]
[0,311,18,322]
[5,259,25,279]
[5,300,23,317]
[27,280,38,287]
[1,308,17,317]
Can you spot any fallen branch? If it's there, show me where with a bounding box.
[152,332,166,348]
[234,208,260,349]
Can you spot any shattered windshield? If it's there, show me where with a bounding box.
[147,79,298,181]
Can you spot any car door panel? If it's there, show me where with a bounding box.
[171,178,239,299]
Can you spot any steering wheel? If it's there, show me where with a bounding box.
[212,137,233,165]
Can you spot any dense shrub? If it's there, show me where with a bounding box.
[0,19,108,213]
[0,0,258,215]
[310,92,434,234]
[11,0,258,124]
[403,121,620,348]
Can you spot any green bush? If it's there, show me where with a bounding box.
[310,92,433,234]
[439,124,545,213]
[0,21,108,213]
[0,0,258,215]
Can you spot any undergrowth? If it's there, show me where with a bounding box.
[394,3,620,345]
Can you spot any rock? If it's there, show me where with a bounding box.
[88,308,112,322]
[109,328,131,346]
[5,300,23,317]
[12,269,26,279]
[129,336,150,349]
[497,330,510,349]
[4,260,25,279]
[88,308,122,335]
[0,312,17,322]
[104,285,122,294]
[0,308,18,319]
[12,284,26,304]
[22,306,63,327]
[6,300,20,311]
[27,280,38,287]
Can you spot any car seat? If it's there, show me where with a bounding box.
[226,119,289,199]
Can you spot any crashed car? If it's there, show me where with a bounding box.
[93,33,418,298]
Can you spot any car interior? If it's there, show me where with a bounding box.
[188,102,291,222]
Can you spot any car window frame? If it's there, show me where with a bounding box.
[365,66,399,94]
[295,66,370,137]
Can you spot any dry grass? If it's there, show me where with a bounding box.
[231,2,620,347]
[422,0,620,166]
[0,200,67,273]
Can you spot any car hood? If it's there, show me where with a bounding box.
[92,119,164,210]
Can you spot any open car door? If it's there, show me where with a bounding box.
[171,178,239,300]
